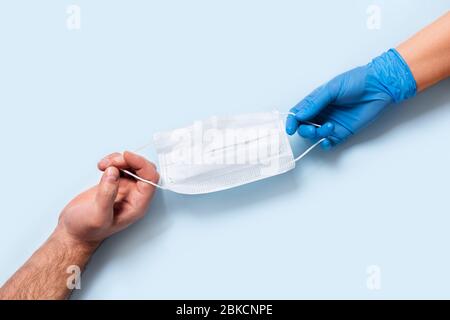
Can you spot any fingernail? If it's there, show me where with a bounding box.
[105,167,118,181]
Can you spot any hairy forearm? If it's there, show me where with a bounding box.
[0,228,98,300]
[397,11,450,91]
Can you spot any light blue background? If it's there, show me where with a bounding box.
[1,1,449,299]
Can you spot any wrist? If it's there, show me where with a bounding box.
[51,226,100,255]
[370,48,417,103]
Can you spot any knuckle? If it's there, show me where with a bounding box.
[86,218,105,230]
[148,161,157,170]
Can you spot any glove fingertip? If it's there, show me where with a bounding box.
[285,116,298,135]
[320,138,332,150]
[286,127,294,135]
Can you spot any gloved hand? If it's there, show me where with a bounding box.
[286,49,417,149]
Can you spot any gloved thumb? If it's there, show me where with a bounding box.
[95,167,120,214]
[294,84,335,122]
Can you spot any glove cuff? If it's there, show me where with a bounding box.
[371,48,417,103]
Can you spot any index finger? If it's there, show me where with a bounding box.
[98,152,127,171]
[123,151,159,193]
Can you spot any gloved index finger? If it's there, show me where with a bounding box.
[98,152,127,171]
[286,112,299,135]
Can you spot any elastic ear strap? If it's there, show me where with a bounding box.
[293,138,325,162]
[119,140,166,189]
[284,111,321,128]
[280,111,324,162]
[120,169,166,189]
[124,111,323,187]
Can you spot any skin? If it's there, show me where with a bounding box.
[287,11,450,150]
[1,12,450,301]
[0,151,158,299]
[397,11,450,92]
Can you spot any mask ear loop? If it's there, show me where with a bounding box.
[116,138,167,189]
[120,169,166,189]
[115,132,169,188]
[279,111,325,162]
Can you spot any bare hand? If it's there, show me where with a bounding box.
[56,151,159,246]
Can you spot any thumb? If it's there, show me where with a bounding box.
[95,167,120,214]
[294,84,335,121]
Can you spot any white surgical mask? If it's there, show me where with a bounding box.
[122,111,323,195]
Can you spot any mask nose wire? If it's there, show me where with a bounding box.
[119,142,167,189]
[278,111,325,162]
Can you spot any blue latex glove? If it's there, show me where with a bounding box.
[286,49,417,149]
